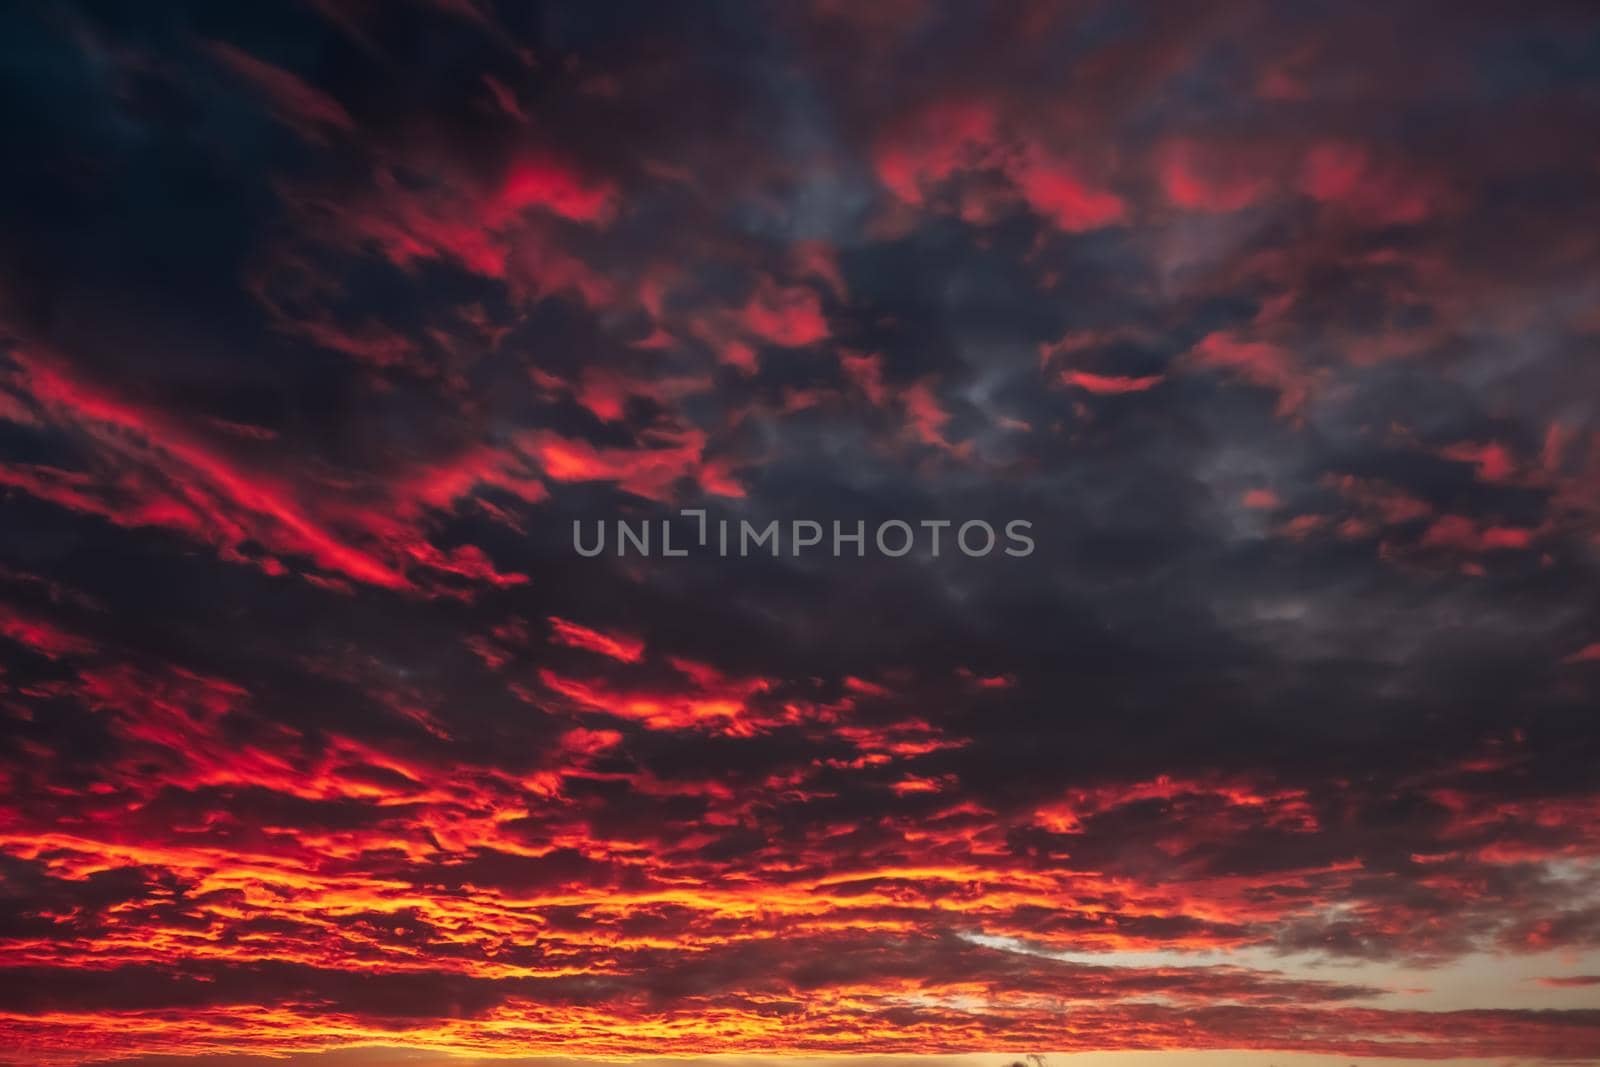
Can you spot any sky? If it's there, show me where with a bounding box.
[0,1,1599,1064]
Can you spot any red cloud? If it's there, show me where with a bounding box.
[1241,488,1282,510]
[522,427,743,501]
[494,157,618,225]
[733,278,830,347]
[1419,515,1536,553]
[1299,141,1445,224]
[548,616,646,664]
[207,43,354,144]
[1439,440,1518,484]
[1157,137,1275,213]
[0,606,96,660]
[1185,330,1314,416]
[874,100,1123,232]
[0,351,537,593]
[1062,369,1165,394]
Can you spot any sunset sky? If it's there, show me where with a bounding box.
[1,2,1599,1065]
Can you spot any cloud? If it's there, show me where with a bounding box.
[1,1,1599,1063]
